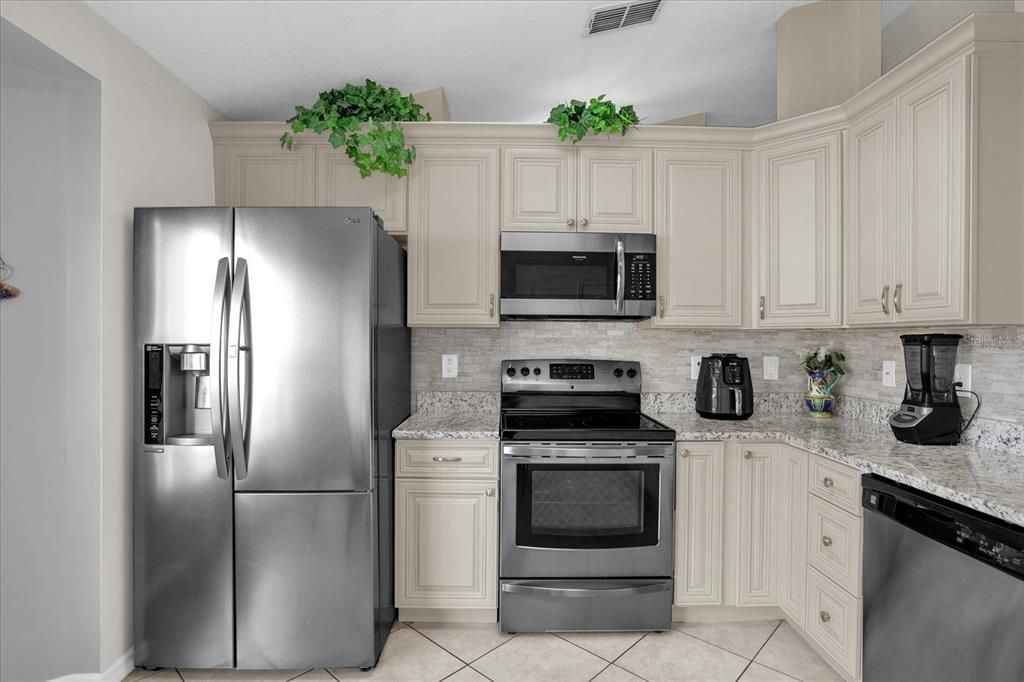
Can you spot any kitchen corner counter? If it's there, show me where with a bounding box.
[654,412,1024,527]
[393,408,500,441]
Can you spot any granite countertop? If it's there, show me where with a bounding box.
[392,409,1024,526]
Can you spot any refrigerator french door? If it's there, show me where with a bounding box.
[134,207,408,670]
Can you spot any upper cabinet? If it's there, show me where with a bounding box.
[500,147,652,233]
[407,145,500,327]
[316,148,407,235]
[222,143,315,207]
[755,131,843,328]
[652,149,742,327]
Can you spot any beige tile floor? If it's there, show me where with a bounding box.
[125,620,841,682]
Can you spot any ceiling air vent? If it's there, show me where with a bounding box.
[586,0,662,36]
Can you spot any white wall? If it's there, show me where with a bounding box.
[0,0,223,674]
[882,0,1015,71]
[0,19,102,681]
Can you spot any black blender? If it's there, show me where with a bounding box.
[889,334,970,445]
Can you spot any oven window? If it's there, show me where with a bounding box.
[516,463,660,549]
[501,251,616,300]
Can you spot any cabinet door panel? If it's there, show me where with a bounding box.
[756,133,842,327]
[674,443,724,605]
[896,60,967,322]
[578,148,652,233]
[501,147,576,231]
[737,444,776,605]
[846,104,896,326]
[408,146,500,326]
[395,479,497,609]
[225,144,315,207]
[315,147,407,234]
[653,149,742,327]
[775,447,808,626]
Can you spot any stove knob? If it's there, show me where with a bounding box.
[520,367,530,376]
[533,367,541,376]
[614,368,624,378]
[626,368,637,378]
[506,367,516,378]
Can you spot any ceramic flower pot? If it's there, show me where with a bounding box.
[805,369,837,418]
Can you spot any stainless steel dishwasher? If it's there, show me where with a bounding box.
[862,475,1024,681]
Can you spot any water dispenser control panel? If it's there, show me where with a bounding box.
[145,344,163,444]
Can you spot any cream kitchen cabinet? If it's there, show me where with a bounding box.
[221,142,316,207]
[736,444,777,605]
[652,149,742,327]
[407,145,500,327]
[315,147,407,235]
[755,131,842,328]
[395,440,499,620]
[775,445,809,626]
[500,147,652,233]
[674,442,725,605]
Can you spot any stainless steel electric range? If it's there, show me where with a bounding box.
[498,359,676,633]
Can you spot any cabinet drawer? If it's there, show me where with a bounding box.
[805,566,861,680]
[808,455,861,516]
[397,440,499,479]
[807,496,862,596]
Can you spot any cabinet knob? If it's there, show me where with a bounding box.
[759,295,766,320]
[820,611,831,624]
[823,477,834,488]
[822,535,833,547]
[580,218,589,227]
[743,450,753,459]
[567,218,576,227]
[658,295,665,318]
[489,293,495,318]
[485,488,495,497]
[432,456,463,462]
[679,449,689,458]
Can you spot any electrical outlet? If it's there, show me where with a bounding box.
[691,356,702,380]
[441,354,458,379]
[763,355,779,381]
[882,360,897,387]
[955,363,972,391]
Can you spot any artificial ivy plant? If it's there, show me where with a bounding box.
[280,80,431,178]
[546,95,639,143]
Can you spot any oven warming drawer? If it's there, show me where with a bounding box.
[500,579,673,632]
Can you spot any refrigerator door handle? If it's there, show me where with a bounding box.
[209,258,231,479]
[228,257,252,479]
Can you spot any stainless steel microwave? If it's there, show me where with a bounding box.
[500,232,656,319]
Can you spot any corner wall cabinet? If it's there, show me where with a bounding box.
[500,147,653,233]
[394,440,499,621]
[209,14,1023,329]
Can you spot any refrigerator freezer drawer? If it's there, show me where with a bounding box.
[235,492,377,668]
[134,446,234,668]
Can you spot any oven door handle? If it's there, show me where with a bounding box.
[502,444,674,459]
[501,581,671,598]
[614,237,625,314]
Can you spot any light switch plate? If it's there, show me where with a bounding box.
[955,363,972,391]
[882,360,897,387]
[763,356,779,381]
[441,354,458,379]
[691,356,701,380]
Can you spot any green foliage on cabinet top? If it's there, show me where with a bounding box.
[547,95,640,143]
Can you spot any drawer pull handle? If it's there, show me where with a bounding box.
[432,456,463,462]
[743,450,753,459]
[820,611,831,623]
[822,536,833,547]
[679,449,689,458]
[823,477,834,488]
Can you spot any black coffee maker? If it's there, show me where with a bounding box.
[696,354,753,420]
[889,334,963,445]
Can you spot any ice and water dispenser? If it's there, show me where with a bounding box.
[144,343,214,446]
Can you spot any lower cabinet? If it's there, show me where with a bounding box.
[394,440,499,619]
[775,446,809,626]
[674,442,725,605]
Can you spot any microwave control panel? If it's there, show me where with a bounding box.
[626,253,655,300]
[144,344,163,444]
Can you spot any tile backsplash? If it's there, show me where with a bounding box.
[412,322,1024,425]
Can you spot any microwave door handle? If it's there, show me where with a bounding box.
[615,237,625,314]
[209,257,230,480]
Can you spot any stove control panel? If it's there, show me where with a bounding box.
[501,359,641,393]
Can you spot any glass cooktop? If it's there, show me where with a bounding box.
[501,411,675,442]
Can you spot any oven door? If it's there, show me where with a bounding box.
[500,443,674,578]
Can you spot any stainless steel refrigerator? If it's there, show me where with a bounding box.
[133,207,409,669]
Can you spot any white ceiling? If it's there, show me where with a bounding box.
[86,0,827,127]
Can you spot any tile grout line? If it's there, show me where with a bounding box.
[284,668,315,681]
[670,620,782,663]
[403,624,478,668]
[549,630,643,666]
[406,622,517,671]
[609,631,655,682]
[733,620,785,682]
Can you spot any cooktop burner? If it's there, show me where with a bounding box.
[501,411,675,442]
